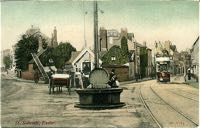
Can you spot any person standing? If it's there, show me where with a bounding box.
[34,69,40,83]
[187,69,191,80]
[135,73,138,82]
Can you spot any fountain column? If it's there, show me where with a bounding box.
[74,1,125,109]
[94,1,99,68]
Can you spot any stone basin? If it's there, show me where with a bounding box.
[74,88,125,109]
[74,68,125,109]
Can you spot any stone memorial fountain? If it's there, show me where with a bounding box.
[74,1,125,109]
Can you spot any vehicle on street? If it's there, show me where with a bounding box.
[156,57,170,82]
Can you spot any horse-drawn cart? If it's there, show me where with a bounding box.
[49,74,71,94]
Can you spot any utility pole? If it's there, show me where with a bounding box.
[83,1,87,48]
[94,1,99,68]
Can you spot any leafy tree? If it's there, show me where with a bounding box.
[42,38,48,49]
[15,34,39,71]
[121,36,129,62]
[140,46,148,78]
[3,55,12,69]
[52,42,76,69]
[40,47,54,67]
[102,45,127,65]
[102,36,130,65]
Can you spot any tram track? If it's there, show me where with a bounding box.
[139,85,162,128]
[167,90,198,102]
[150,86,199,127]
[139,82,198,128]
[175,88,198,96]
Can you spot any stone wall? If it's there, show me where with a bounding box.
[102,65,129,82]
[21,71,34,80]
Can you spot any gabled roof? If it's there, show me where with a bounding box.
[135,42,144,47]
[72,48,95,65]
[67,51,81,64]
[66,47,102,65]
[193,36,199,47]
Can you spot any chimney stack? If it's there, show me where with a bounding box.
[143,41,146,47]
[120,28,128,38]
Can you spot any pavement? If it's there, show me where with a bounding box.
[1,71,198,127]
[2,70,153,86]
[170,75,185,83]
[170,75,199,88]
[1,71,46,84]
[1,72,151,128]
[185,76,199,88]
[4,70,198,89]
[120,77,153,85]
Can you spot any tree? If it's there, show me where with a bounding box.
[140,46,148,78]
[42,38,48,49]
[40,47,54,67]
[3,55,12,69]
[52,42,76,69]
[121,36,129,62]
[102,45,127,65]
[15,34,39,70]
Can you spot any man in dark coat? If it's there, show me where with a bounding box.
[108,69,118,88]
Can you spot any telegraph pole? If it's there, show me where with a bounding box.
[83,1,87,48]
[94,1,99,68]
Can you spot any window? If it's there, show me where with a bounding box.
[82,62,91,75]
[111,56,116,61]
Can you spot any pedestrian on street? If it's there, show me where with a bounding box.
[187,69,191,80]
[184,74,187,82]
[34,69,40,84]
[108,69,118,88]
[135,73,138,82]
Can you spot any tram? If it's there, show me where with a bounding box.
[156,57,170,82]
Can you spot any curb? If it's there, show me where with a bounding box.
[7,73,153,86]
[15,78,46,84]
[120,78,153,85]
[6,74,46,84]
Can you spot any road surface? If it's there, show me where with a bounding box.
[1,73,199,128]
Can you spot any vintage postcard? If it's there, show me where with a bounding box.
[1,0,199,127]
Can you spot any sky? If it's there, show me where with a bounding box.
[1,0,199,52]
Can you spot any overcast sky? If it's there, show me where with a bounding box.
[1,0,199,52]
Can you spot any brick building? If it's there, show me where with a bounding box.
[99,27,152,81]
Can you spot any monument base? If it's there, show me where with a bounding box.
[75,88,125,109]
